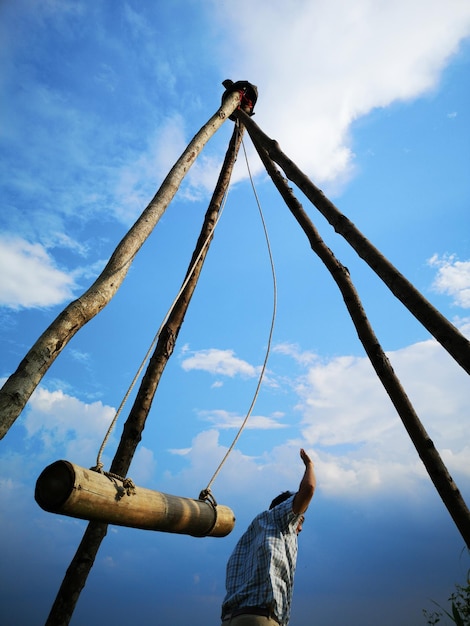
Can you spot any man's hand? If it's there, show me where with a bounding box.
[293,448,316,515]
[300,448,313,467]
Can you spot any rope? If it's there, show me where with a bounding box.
[201,136,278,497]
[93,175,234,473]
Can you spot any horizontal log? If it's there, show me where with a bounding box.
[35,460,235,538]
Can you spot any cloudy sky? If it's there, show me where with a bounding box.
[1,1,470,625]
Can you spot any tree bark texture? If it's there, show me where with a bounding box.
[0,90,242,440]
[45,521,108,626]
[251,140,470,549]
[110,123,244,478]
[43,122,244,626]
[236,109,470,376]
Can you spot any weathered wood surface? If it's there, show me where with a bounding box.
[35,460,235,537]
[0,89,242,440]
[43,116,246,626]
[236,108,470,377]
[249,129,470,550]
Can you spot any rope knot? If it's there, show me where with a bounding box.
[199,488,218,508]
[122,478,136,496]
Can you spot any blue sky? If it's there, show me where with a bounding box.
[1,1,470,625]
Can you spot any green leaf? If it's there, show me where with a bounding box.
[451,601,465,626]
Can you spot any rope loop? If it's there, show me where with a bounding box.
[92,163,233,476]
[89,465,136,497]
[89,462,104,473]
[199,488,218,508]
[200,134,278,495]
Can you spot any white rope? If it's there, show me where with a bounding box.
[94,185,232,471]
[202,136,278,495]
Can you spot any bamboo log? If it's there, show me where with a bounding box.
[35,461,235,538]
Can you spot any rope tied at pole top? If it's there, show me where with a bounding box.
[221,80,258,120]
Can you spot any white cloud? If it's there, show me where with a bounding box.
[17,332,468,507]
[129,446,157,485]
[447,317,470,340]
[24,386,115,465]
[198,408,287,430]
[295,353,397,446]
[112,115,189,223]
[0,236,76,309]
[191,156,227,199]
[162,428,403,507]
[3,0,468,250]
[53,231,91,257]
[292,337,470,494]
[273,342,319,366]
[286,335,470,448]
[68,349,91,365]
[181,348,258,377]
[168,447,192,456]
[18,387,154,485]
[428,254,470,308]
[162,429,292,502]
[214,0,470,183]
[166,333,470,503]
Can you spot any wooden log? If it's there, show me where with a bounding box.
[35,460,235,538]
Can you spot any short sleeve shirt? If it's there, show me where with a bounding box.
[222,495,301,625]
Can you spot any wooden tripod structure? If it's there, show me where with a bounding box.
[0,81,469,625]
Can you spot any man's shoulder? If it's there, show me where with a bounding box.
[269,494,298,528]
[242,495,298,534]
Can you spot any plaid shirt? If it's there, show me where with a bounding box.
[222,495,300,626]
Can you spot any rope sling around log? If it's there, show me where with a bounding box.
[33,118,274,540]
[32,83,262,540]
[35,460,234,537]
[33,197,236,538]
[32,167,237,539]
[200,133,278,499]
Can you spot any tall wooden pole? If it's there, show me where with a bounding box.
[0,90,242,440]
[236,110,470,376]
[249,135,470,549]
[43,122,245,626]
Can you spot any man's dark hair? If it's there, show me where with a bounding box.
[269,491,295,510]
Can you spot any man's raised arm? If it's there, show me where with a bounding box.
[293,448,316,514]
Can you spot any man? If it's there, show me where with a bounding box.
[221,448,316,625]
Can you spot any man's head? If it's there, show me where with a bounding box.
[269,491,295,510]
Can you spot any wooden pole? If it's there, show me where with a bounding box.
[44,120,246,626]
[109,122,246,478]
[236,109,470,377]
[250,140,470,549]
[35,461,235,537]
[0,90,242,440]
